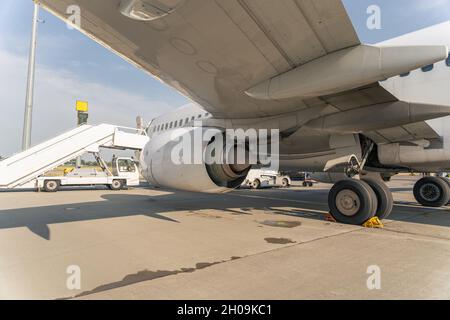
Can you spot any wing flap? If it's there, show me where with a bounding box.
[364,121,441,144]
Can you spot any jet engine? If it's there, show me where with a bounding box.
[140,127,252,193]
[309,172,349,184]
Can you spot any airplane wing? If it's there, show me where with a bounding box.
[39,0,361,118]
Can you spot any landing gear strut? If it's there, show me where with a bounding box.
[413,176,450,207]
[326,142,394,225]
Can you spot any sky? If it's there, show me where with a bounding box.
[1,0,450,157]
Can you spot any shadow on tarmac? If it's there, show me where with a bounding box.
[0,185,448,240]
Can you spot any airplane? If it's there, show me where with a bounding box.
[38,0,450,225]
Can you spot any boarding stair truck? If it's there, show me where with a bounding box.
[0,124,149,192]
[36,154,140,192]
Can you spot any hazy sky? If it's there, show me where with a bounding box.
[1,0,450,157]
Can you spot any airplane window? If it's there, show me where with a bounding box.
[191,116,195,121]
[169,122,173,128]
[185,118,189,125]
[446,53,450,67]
[174,121,177,128]
[421,64,434,72]
[165,123,168,130]
[198,114,202,118]
[179,120,183,127]
[400,72,410,77]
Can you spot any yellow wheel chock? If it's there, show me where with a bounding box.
[324,214,384,228]
[362,216,384,228]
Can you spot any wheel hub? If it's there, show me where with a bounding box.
[420,183,440,202]
[336,189,360,216]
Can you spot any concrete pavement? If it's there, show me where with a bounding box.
[0,177,448,299]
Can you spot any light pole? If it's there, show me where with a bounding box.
[22,3,39,151]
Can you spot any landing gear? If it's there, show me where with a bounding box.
[413,176,450,207]
[361,177,394,220]
[438,177,450,205]
[328,177,394,225]
[328,179,378,225]
[326,142,394,224]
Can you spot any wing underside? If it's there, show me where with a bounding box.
[39,0,360,118]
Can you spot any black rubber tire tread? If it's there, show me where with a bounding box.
[361,177,394,220]
[328,179,377,225]
[413,176,450,207]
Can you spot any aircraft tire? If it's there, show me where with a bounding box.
[361,177,394,220]
[438,177,450,205]
[414,176,450,207]
[328,179,377,225]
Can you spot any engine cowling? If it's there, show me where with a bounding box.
[309,172,349,184]
[140,127,251,193]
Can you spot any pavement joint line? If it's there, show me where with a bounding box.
[228,192,330,207]
[69,227,363,299]
[394,202,450,211]
[229,192,449,214]
[229,192,450,241]
[378,227,450,241]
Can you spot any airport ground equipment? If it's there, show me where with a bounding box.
[242,169,291,189]
[0,124,149,190]
[362,217,384,228]
[37,154,139,192]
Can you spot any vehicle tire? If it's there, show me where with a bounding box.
[44,180,60,193]
[302,181,307,187]
[328,179,378,225]
[252,179,261,189]
[308,182,313,187]
[438,177,450,205]
[361,177,394,220]
[414,176,450,207]
[281,178,289,188]
[109,179,124,191]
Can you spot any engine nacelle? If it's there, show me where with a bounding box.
[309,172,349,184]
[140,127,251,193]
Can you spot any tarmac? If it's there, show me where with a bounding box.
[0,176,448,299]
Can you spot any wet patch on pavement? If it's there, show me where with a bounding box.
[265,237,296,244]
[259,220,302,228]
